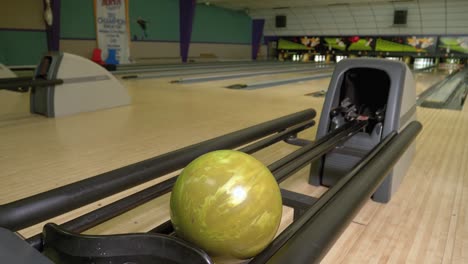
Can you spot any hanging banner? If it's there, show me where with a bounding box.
[375,36,437,53]
[94,0,130,64]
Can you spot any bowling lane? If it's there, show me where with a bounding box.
[413,68,452,95]
[167,67,333,92]
[119,64,332,86]
[116,61,326,78]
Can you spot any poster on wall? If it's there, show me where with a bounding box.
[375,36,437,53]
[438,36,468,54]
[94,0,131,64]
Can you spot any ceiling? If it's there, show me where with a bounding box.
[199,0,468,36]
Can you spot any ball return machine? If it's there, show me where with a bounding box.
[0,52,130,117]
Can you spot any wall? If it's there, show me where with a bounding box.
[60,0,253,62]
[192,5,251,44]
[128,0,179,41]
[59,0,96,59]
[0,0,48,65]
[250,0,468,36]
[0,1,255,64]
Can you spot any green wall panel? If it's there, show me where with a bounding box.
[0,30,47,65]
[61,0,96,39]
[192,5,251,44]
[129,0,179,41]
[58,1,251,43]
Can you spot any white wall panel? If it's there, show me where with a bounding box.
[246,0,468,36]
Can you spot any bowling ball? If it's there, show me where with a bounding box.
[170,150,282,259]
[348,36,360,43]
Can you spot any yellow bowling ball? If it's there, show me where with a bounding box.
[170,150,282,259]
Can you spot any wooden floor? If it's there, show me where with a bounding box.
[0,64,466,263]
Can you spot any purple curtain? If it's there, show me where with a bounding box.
[179,0,196,63]
[251,19,265,60]
[43,0,61,51]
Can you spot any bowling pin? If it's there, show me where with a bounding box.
[44,0,53,27]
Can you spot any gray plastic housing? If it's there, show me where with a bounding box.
[310,58,416,203]
[30,52,130,117]
[30,52,63,117]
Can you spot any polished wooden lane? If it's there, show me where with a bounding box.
[0,65,464,263]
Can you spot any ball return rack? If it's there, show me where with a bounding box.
[0,59,422,263]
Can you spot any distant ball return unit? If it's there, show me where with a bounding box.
[0,59,422,263]
[0,52,130,118]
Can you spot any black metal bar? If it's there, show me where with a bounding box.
[280,189,318,210]
[27,177,177,250]
[283,135,313,147]
[280,189,318,221]
[260,121,422,264]
[272,120,368,183]
[266,121,362,175]
[0,77,33,84]
[240,120,315,154]
[64,176,176,231]
[250,128,397,264]
[26,119,316,249]
[0,79,63,90]
[0,109,315,231]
